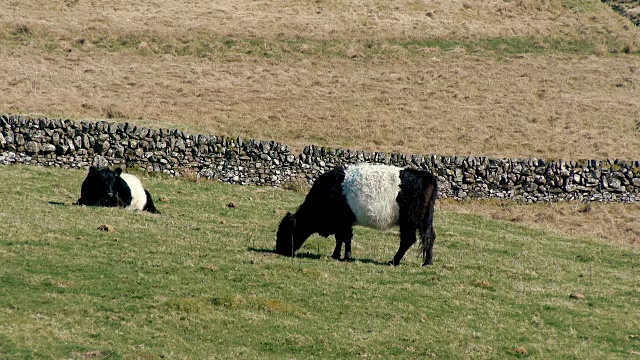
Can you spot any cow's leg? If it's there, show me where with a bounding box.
[419,226,436,266]
[331,238,343,259]
[143,190,160,214]
[389,221,417,266]
[335,227,354,261]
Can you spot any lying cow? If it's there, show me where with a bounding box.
[76,166,159,213]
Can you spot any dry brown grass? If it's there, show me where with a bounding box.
[2,46,640,159]
[440,199,640,247]
[1,0,640,246]
[1,0,637,42]
[282,175,311,193]
[179,168,201,183]
[1,0,639,159]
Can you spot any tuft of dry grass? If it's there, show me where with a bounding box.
[282,176,311,193]
[179,168,201,183]
[11,24,32,36]
[102,106,128,120]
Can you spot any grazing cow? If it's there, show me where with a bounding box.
[276,163,437,266]
[76,166,159,213]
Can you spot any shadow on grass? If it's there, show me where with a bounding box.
[248,247,390,265]
[48,201,68,206]
[248,247,322,260]
[247,247,278,254]
[353,258,391,266]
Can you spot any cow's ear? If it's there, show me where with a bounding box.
[89,166,98,175]
[114,167,123,176]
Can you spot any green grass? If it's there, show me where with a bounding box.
[562,0,602,13]
[4,29,640,60]
[0,165,639,359]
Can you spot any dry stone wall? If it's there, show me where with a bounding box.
[2,114,640,203]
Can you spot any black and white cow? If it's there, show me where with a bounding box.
[276,163,437,266]
[76,166,159,213]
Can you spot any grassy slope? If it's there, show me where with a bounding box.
[1,165,638,359]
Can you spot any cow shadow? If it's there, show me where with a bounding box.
[48,201,72,206]
[351,258,390,266]
[248,247,323,260]
[247,247,277,255]
[248,247,388,264]
[248,247,321,260]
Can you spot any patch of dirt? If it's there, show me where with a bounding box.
[511,347,528,355]
[570,292,586,300]
[97,224,115,232]
[474,280,492,288]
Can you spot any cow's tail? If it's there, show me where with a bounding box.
[419,174,438,266]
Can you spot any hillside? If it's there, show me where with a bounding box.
[1,0,639,159]
[1,165,638,359]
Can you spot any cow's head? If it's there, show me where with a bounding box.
[78,166,122,207]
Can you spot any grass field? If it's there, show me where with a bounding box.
[1,165,639,359]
